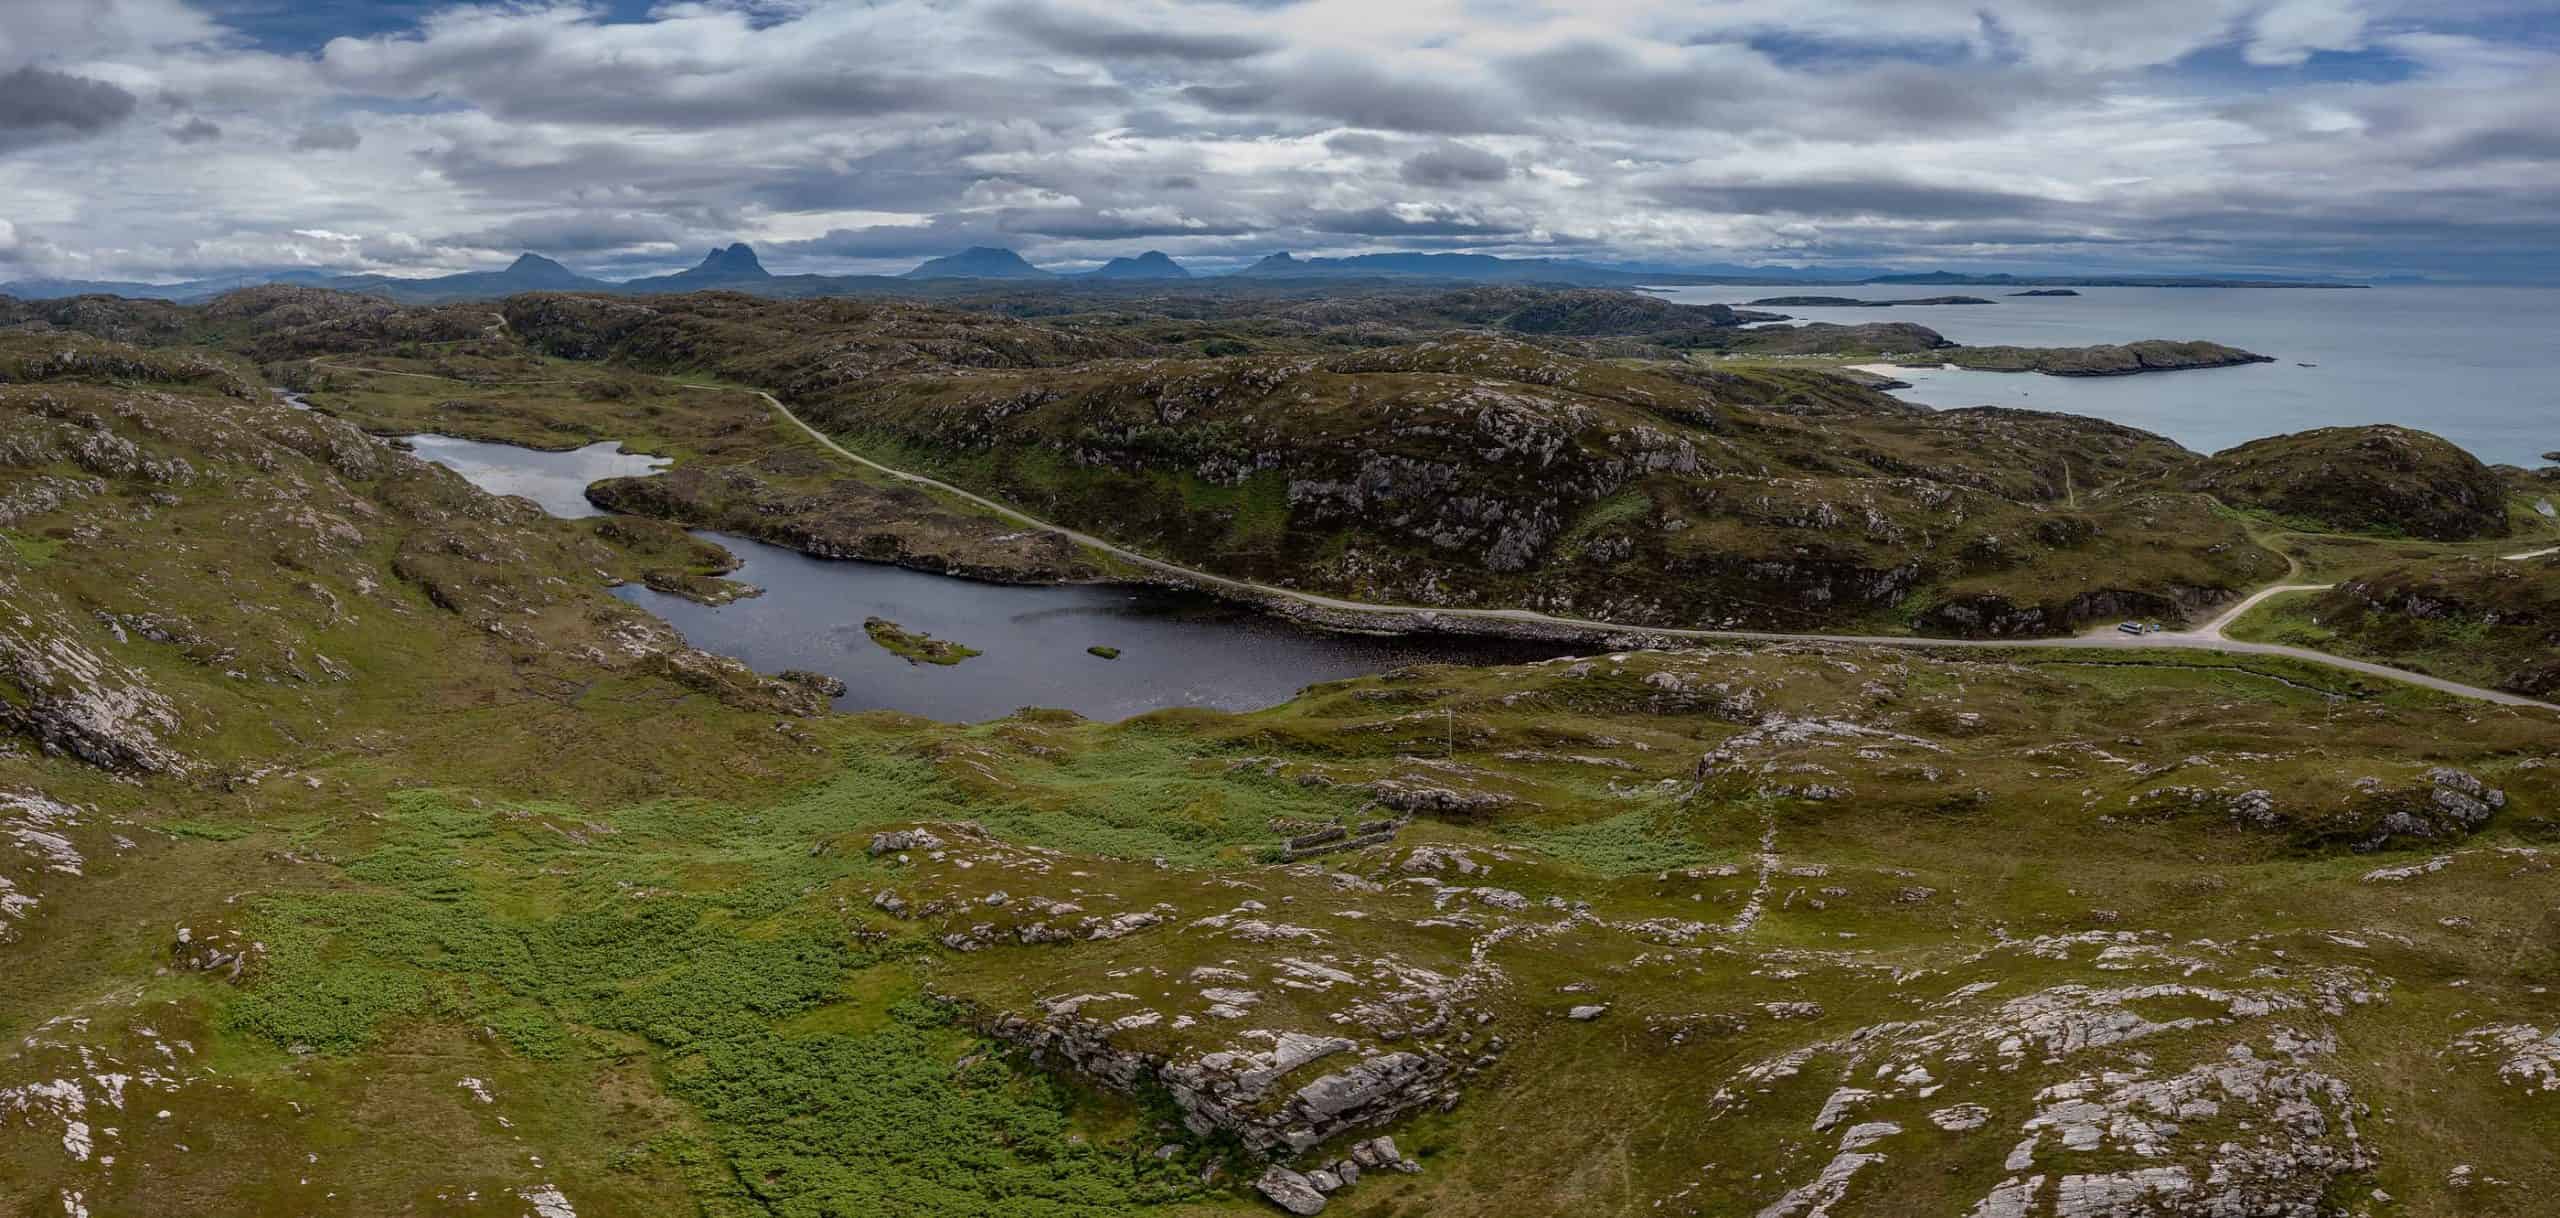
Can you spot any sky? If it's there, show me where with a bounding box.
[2,0,2557,283]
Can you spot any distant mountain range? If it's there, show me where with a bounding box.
[0,244,2368,305]
[1237,251,1654,283]
[0,268,344,302]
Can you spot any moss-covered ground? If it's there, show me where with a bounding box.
[7,295,2560,1218]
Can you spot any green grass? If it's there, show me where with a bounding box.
[158,818,257,841]
[1553,488,1653,557]
[203,784,1210,1216]
[1500,799,1717,875]
[2,528,62,566]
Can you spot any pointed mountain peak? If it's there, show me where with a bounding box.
[690,243,767,277]
[498,253,589,286]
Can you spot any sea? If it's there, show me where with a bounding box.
[1643,284,2559,467]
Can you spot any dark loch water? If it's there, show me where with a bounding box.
[613,531,1572,721]
[411,432,1571,721]
[1651,284,2560,466]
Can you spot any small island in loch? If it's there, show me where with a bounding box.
[864,616,983,665]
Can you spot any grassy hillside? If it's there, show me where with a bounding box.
[474,291,2285,636]
[2189,424,2514,541]
[3,330,2560,1218]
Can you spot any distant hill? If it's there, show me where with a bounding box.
[904,247,1054,280]
[0,269,340,302]
[621,244,771,292]
[321,253,611,304]
[1085,251,1190,280]
[1236,251,1663,285]
[0,277,205,302]
[1224,251,1930,287]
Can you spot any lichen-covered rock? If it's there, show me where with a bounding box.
[0,577,186,773]
[1256,1165,1328,1214]
[868,828,947,856]
[2448,1024,2560,1093]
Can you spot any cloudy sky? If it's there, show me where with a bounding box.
[3,0,2556,282]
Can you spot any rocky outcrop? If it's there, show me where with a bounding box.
[639,647,833,716]
[987,1008,1458,1156]
[0,791,84,943]
[170,923,262,982]
[1915,585,2219,638]
[2187,424,2510,541]
[1254,1137,1416,1214]
[2319,768,2506,849]
[0,577,186,773]
[1720,970,2382,1218]
[1256,1166,1329,1214]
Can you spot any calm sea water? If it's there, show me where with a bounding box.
[1649,284,2560,466]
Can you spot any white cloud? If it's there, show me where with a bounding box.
[2246,0,2371,65]
[0,0,220,68]
[0,0,2550,281]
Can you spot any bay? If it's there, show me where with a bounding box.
[1647,284,2559,466]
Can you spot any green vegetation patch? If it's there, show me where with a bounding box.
[208,784,1205,1216]
[865,616,984,665]
[1500,799,1717,875]
[3,528,63,567]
